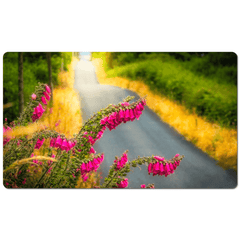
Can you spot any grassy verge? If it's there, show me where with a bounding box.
[106,59,237,128]
[92,57,237,171]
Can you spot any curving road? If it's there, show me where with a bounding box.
[74,57,237,189]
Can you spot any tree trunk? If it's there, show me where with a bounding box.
[18,52,24,115]
[46,52,53,102]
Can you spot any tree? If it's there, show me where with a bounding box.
[18,52,24,115]
[46,52,53,102]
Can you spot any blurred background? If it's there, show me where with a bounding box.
[3,52,79,123]
[92,52,237,129]
[3,52,237,130]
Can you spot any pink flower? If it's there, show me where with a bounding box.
[3,126,12,146]
[80,163,87,175]
[32,104,45,122]
[129,109,135,121]
[153,162,160,176]
[154,156,165,161]
[148,163,153,174]
[137,102,144,111]
[88,161,94,171]
[117,178,128,188]
[114,152,128,170]
[41,96,47,105]
[22,178,26,185]
[175,154,180,158]
[124,109,130,122]
[82,174,88,182]
[55,136,62,148]
[100,116,108,125]
[89,147,96,154]
[31,93,37,100]
[159,163,164,175]
[47,167,52,174]
[121,102,130,106]
[43,91,50,101]
[55,120,61,127]
[141,184,146,188]
[61,139,69,151]
[50,138,56,147]
[38,103,45,113]
[45,85,51,94]
[34,138,45,149]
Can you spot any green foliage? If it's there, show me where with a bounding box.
[3,52,72,123]
[104,56,237,128]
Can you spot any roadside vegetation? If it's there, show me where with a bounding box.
[4,56,99,188]
[92,52,237,171]
[3,52,72,123]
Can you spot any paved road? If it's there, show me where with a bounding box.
[74,58,237,189]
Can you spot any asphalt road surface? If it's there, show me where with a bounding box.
[74,58,237,189]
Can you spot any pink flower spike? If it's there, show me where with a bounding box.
[141,184,146,188]
[45,85,51,94]
[31,93,37,100]
[43,91,50,101]
[41,96,47,105]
